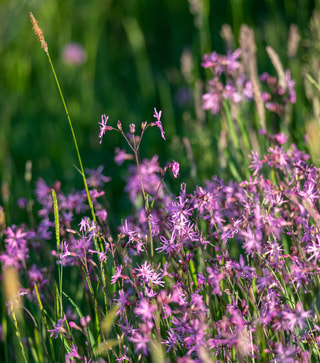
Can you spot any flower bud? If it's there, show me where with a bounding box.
[117,120,123,131]
[129,123,136,134]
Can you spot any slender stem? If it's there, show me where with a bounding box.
[11,311,28,363]
[133,149,154,261]
[34,284,55,361]
[46,54,96,227]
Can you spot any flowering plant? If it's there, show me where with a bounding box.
[2,12,320,363]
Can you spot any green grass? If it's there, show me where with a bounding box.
[0,0,317,223]
[2,2,320,361]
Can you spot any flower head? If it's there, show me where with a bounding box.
[98,115,113,144]
[152,108,166,140]
[62,43,87,66]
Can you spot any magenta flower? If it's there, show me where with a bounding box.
[134,298,156,321]
[65,344,82,361]
[162,330,180,353]
[114,147,133,165]
[306,234,320,264]
[274,132,288,145]
[48,316,67,339]
[202,88,221,114]
[170,161,180,178]
[282,302,311,332]
[85,165,111,188]
[62,43,87,66]
[285,69,296,103]
[129,332,150,356]
[153,108,166,140]
[0,226,30,268]
[248,151,264,176]
[111,265,124,284]
[98,114,113,144]
[135,261,164,286]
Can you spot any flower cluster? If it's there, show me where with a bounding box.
[260,70,296,114]
[202,48,296,118]
[202,49,254,114]
[1,46,318,363]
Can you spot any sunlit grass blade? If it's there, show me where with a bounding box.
[30,12,97,228]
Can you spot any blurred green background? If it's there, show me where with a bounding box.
[0,0,319,223]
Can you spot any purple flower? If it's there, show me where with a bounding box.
[124,155,165,203]
[306,234,320,264]
[48,316,67,339]
[114,290,129,315]
[225,48,242,73]
[129,332,150,356]
[282,302,311,332]
[35,178,52,209]
[285,69,296,103]
[152,108,166,140]
[274,132,288,145]
[0,226,30,268]
[201,51,220,69]
[156,235,179,256]
[116,345,130,362]
[114,147,133,165]
[111,265,124,284]
[299,179,319,204]
[207,266,224,296]
[85,165,111,188]
[266,146,289,170]
[98,114,113,144]
[273,342,299,363]
[135,261,164,287]
[242,80,254,99]
[134,298,156,321]
[248,151,264,176]
[62,43,87,66]
[162,329,180,353]
[241,227,262,256]
[65,344,82,360]
[170,161,180,178]
[223,84,242,103]
[202,89,221,114]
[17,198,27,209]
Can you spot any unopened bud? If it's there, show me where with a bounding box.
[117,120,122,131]
[25,160,32,183]
[129,123,136,134]
[141,121,147,130]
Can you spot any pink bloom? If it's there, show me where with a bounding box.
[98,115,113,144]
[48,316,67,339]
[170,161,180,178]
[134,298,156,321]
[129,332,150,356]
[153,108,166,140]
[62,43,87,66]
[114,147,133,165]
[85,165,111,188]
[274,132,288,145]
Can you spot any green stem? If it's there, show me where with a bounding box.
[46,54,96,227]
[34,284,55,361]
[11,310,28,363]
[133,150,154,261]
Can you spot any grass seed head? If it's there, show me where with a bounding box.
[30,12,48,55]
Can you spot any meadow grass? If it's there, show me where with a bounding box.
[2,2,320,362]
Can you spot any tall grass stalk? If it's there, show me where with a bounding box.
[51,190,63,320]
[34,283,55,362]
[30,11,108,345]
[29,12,96,228]
[11,310,28,363]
